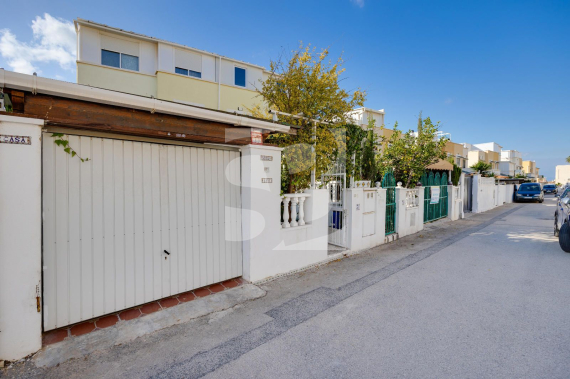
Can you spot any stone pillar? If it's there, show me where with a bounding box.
[0,115,44,361]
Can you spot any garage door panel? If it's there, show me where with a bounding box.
[43,134,242,330]
[79,137,94,319]
[68,134,82,323]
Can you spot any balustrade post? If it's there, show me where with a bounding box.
[290,197,299,227]
[282,197,291,228]
[298,196,306,226]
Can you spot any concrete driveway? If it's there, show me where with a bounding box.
[4,196,570,379]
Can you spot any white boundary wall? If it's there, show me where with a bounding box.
[395,187,424,238]
[472,174,496,213]
[0,115,44,360]
[241,145,328,283]
[346,188,387,252]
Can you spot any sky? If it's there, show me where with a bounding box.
[1,0,568,179]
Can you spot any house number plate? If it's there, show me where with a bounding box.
[0,134,31,145]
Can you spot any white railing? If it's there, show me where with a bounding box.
[405,189,420,208]
[281,193,311,228]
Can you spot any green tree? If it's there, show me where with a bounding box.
[566,156,570,164]
[377,115,448,188]
[250,44,366,192]
[470,160,492,174]
[360,118,379,182]
[451,164,462,186]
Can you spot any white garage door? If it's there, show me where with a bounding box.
[42,133,242,330]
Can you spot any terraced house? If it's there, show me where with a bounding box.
[75,18,268,114]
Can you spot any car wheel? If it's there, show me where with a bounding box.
[554,214,560,237]
[539,200,544,203]
[559,222,570,253]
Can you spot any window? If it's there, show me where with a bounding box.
[101,50,139,71]
[175,67,202,78]
[235,67,246,87]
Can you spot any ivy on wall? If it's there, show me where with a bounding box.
[51,133,90,162]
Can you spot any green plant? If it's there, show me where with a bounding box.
[377,115,448,188]
[249,43,366,192]
[470,160,492,174]
[51,133,90,162]
[451,164,462,186]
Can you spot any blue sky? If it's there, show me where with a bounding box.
[1,0,568,179]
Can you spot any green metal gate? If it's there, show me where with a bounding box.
[421,171,448,223]
[382,169,396,235]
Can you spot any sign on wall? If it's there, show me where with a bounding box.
[430,186,440,204]
[0,134,31,145]
[251,128,263,145]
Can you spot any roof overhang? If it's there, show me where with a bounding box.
[426,159,454,171]
[0,69,290,134]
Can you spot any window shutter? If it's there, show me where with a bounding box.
[175,49,202,73]
[101,35,139,56]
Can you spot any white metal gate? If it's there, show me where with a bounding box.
[322,172,347,247]
[42,133,242,330]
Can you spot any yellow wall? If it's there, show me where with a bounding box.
[157,71,265,112]
[77,62,157,98]
[219,84,264,113]
[157,72,218,109]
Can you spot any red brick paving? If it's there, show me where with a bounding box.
[208,283,225,293]
[42,277,243,347]
[159,297,179,309]
[178,291,196,303]
[119,308,142,321]
[42,329,68,346]
[193,287,211,297]
[95,315,119,329]
[140,302,161,315]
[70,321,96,337]
[221,279,239,289]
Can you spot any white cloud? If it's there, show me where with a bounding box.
[0,13,76,75]
[444,98,453,105]
[351,0,365,8]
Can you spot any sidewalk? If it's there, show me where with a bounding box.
[0,204,520,379]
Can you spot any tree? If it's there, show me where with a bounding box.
[451,164,462,186]
[360,118,379,182]
[470,160,492,174]
[250,44,366,192]
[566,156,570,164]
[377,115,448,188]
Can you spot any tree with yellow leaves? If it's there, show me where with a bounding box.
[250,44,366,193]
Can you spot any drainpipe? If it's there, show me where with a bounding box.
[218,56,221,110]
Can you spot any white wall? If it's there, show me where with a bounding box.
[472,174,496,213]
[499,161,515,176]
[474,142,502,153]
[556,165,570,184]
[78,26,157,75]
[450,185,464,221]
[240,145,329,282]
[220,59,263,90]
[395,188,424,238]
[346,188,387,252]
[0,115,44,361]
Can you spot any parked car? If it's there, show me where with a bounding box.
[543,184,557,194]
[514,183,544,203]
[554,187,570,237]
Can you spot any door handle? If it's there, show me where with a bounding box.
[163,250,170,255]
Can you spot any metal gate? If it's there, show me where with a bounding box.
[463,175,473,212]
[421,171,448,223]
[322,172,347,247]
[382,169,396,235]
[42,133,242,330]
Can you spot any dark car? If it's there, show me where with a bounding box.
[543,184,557,194]
[514,183,544,203]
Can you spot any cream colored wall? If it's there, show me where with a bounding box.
[157,71,218,109]
[220,84,264,113]
[156,71,265,112]
[77,62,157,98]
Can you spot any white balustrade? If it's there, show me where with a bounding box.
[405,189,420,208]
[281,193,312,228]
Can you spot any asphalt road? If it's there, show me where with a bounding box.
[4,195,570,379]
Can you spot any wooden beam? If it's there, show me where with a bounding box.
[2,89,253,145]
